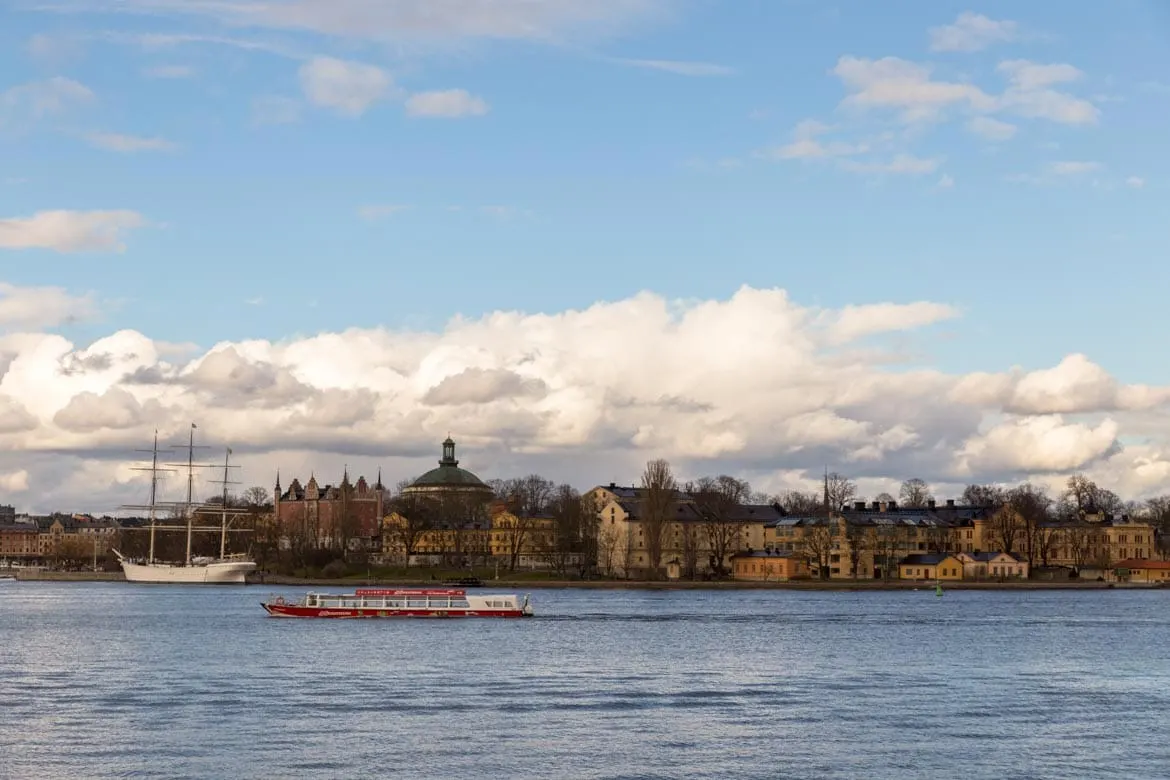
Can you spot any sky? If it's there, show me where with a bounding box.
[1,0,1169,514]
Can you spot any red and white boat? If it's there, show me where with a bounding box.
[261,588,534,618]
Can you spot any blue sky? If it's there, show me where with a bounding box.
[2,1,1167,378]
[3,1,1170,511]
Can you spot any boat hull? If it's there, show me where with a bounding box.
[262,603,530,618]
[119,559,257,584]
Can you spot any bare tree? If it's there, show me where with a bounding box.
[241,486,271,508]
[826,473,857,511]
[597,524,622,577]
[871,524,905,581]
[1145,496,1170,557]
[962,484,1006,508]
[385,493,438,565]
[988,505,1021,554]
[778,490,822,515]
[679,522,702,579]
[639,459,676,579]
[1064,525,1092,572]
[1007,482,1052,568]
[874,492,896,504]
[547,484,588,577]
[924,523,955,554]
[899,478,933,508]
[690,475,751,577]
[842,520,870,577]
[801,521,834,579]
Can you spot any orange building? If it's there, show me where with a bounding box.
[731,550,808,581]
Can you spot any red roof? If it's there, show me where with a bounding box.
[1115,559,1170,570]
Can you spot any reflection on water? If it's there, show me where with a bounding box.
[2,585,1169,779]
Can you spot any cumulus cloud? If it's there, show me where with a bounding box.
[298,57,398,116]
[929,12,1017,53]
[85,133,179,152]
[0,210,146,252]
[0,76,94,120]
[757,119,868,161]
[830,55,1098,127]
[0,285,1168,513]
[405,89,489,118]
[967,116,1017,141]
[0,282,99,329]
[0,469,30,492]
[44,0,664,46]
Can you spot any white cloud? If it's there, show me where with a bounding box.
[405,89,489,118]
[830,55,1099,128]
[358,204,410,220]
[0,77,94,120]
[832,56,995,123]
[142,65,195,79]
[85,133,179,152]
[840,154,941,175]
[757,119,867,160]
[251,95,302,126]
[929,12,1017,53]
[1049,161,1102,175]
[612,58,735,76]
[967,116,1017,141]
[3,285,1168,513]
[42,0,665,46]
[0,470,30,493]
[1126,176,1145,189]
[936,174,955,189]
[0,282,98,330]
[298,57,398,117]
[0,210,146,253]
[997,60,1082,91]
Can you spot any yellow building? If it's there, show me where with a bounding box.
[898,553,965,581]
[731,550,808,581]
[1114,559,1170,584]
[589,484,783,578]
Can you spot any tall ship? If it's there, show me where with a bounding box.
[113,425,257,584]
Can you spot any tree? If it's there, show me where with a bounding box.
[874,492,896,505]
[871,523,905,581]
[1058,474,1124,520]
[962,484,1006,508]
[825,472,857,511]
[924,522,955,554]
[842,520,869,577]
[639,459,676,579]
[492,474,555,571]
[547,484,588,577]
[385,493,438,565]
[241,486,271,509]
[778,490,822,515]
[1145,496,1170,556]
[801,521,834,579]
[988,505,1021,554]
[1006,482,1052,568]
[690,475,751,577]
[597,524,622,577]
[899,478,932,508]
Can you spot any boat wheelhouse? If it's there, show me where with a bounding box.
[261,588,534,618]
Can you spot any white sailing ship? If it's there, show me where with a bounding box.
[113,426,257,584]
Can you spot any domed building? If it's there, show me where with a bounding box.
[402,437,494,502]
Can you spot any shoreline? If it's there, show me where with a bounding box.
[9,570,1164,590]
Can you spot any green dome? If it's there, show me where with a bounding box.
[404,438,493,495]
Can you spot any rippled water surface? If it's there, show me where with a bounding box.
[2,583,1169,779]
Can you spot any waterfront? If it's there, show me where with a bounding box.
[2,584,1169,779]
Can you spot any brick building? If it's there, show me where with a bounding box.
[274,470,386,552]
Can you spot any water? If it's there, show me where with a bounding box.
[2,584,1168,779]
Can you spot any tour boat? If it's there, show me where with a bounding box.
[261,588,535,618]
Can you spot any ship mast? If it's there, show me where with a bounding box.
[211,447,241,559]
[130,431,168,564]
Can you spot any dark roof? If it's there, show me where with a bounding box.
[595,484,695,502]
[733,549,796,559]
[617,500,704,522]
[405,438,492,493]
[899,553,956,566]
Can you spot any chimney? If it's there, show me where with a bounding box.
[888,500,897,510]
[871,501,881,511]
[609,482,616,490]
[946,499,955,508]
[927,499,936,509]
[854,501,866,511]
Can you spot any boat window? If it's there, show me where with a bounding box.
[451,599,469,608]
[407,599,426,608]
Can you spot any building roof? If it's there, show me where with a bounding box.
[899,553,958,566]
[1115,559,1170,570]
[732,549,796,559]
[405,438,493,494]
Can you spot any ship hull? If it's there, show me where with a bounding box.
[119,559,256,584]
[262,603,529,618]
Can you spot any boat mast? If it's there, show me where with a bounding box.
[147,431,160,564]
[185,424,196,566]
[220,447,232,559]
